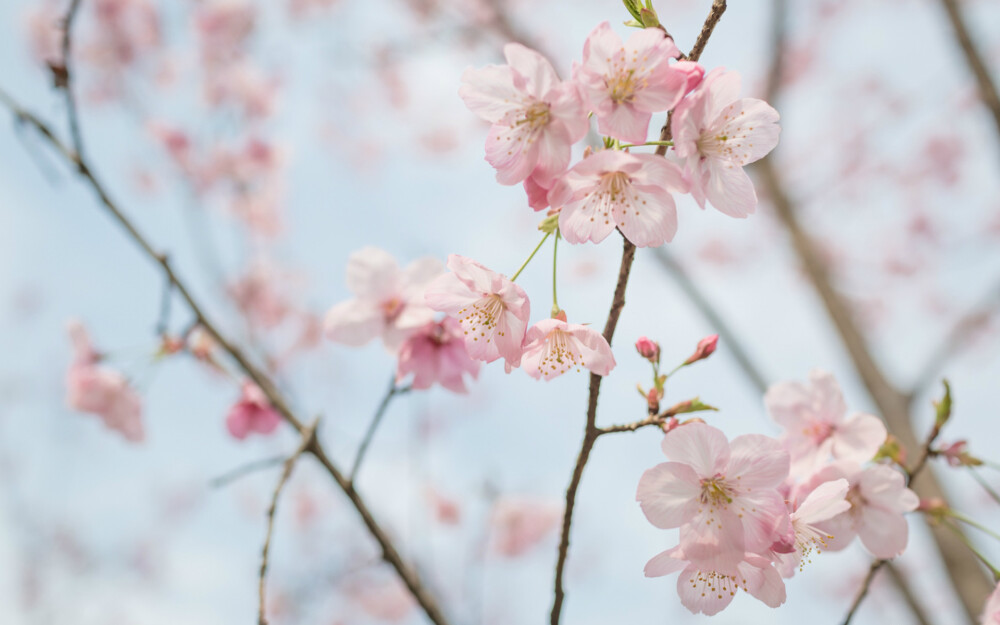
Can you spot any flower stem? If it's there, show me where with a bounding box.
[350,375,411,483]
[944,519,1000,580]
[511,232,551,282]
[619,140,674,148]
[948,510,1000,543]
[551,229,561,316]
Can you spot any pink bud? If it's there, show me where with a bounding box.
[683,334,718,365]
[635,336,660,363]
[646,387,660,414]
[672,60,705,96]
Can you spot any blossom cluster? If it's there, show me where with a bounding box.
[636,370,918,615]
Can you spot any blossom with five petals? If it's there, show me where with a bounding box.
[460,43,589,186]
[324,247,443,352]
[549,150,688,248]
[519,318,615,380]
[765,369,887,473]
[424,255,530,369]
[574,22,690,144]
[395,318,480,393]
[804,461,919,559]
[644,546,786,615]
[672,67,780,218]
[636,422,790,568]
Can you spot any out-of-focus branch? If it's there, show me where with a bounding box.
[350,376,410,484]
[909,276,1000,397]
[58,0,86,163]
[759,2,993,620]
[259,418,318,625]
[210,454,287,489]
[936,0,1000,144]
[841,560,886,625]
[0,85,454,625]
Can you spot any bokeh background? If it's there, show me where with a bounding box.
[1,0,999,623]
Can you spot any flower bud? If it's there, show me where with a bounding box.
[683,334,718,365]
[635,336,660,363]
[673,60,705,96]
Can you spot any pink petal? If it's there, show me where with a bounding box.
[676,563,737,616]
[726,434,789,489]
[660,422,730,477]
[458,64,520,124]
[794,478,850,525]
[831,412,887,464]
[636,462,702,529]
[857,505,910,558]
[324,298,384,346]
[503,43,559,99]
[644,547,687,578]
[704,159,757,218]
[345,247,402,299]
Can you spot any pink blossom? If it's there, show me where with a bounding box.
[424,255,530,368]
[346,576,415,622]
[636,423,790,567]
[227,262,295,329]
[65,321,144,443]
[489,497,562,557]
[644,546,786,615]
[203,61,278,119]
[549,150,688,247]
[225,382,282,440]
[574,22,690,144]
[684,334,718,364]
[324,247,443,352]
[519,318,615,380]
[23,3,63,65]
[805,462,919,559]
[771,478,850,576]
[765,370,887,473]
[523,174,553,212]
[395,318,480,393]
[460,43,588,185]
[672,68,780,218]
[83,0,161,71]
[982,581,1000,624]
[195,0,255,66]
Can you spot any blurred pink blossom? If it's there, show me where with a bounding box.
[225,382,282,440]
[396,318,480,393]
[490,497,562,557]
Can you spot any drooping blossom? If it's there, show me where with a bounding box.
[396,318,480,393]
[765,370,887,473]
[325,247,444,352]
[805,462,919,559]
[644,546,786,615]
[549,150,688,248]
[982,581,1000,624]
[671,68,780,218]
[770,478,850,577]
[574,22,690,144]
[460,43,588,185]
[225,382,282,440]
[65,321,144,443]
[424,255,530,368]
[683,334,718,365]
[489,497,562,557]
[636,423,790,567]
[520,318,615,380]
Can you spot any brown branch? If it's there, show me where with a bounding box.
[350,376,410,484]
[210,454,287,489]
[549,8,732,623]
[58,0,86,164]
[936,0,1000,145]
[0,87,453,625]
[259,418,319,625]
[757,0,993,618]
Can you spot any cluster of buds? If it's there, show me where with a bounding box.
[635,334,718,415]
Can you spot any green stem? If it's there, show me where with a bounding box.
[949,510,1000,543]
[970,467,1000,505]
[944,520,1000,580]
[511,232,551,282]
[551,229,560,316]
[619,140,675,149]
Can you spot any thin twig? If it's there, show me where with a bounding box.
[841,560,886,625]
[686,0,727,64]
[259,418,319,625]
[350,376,410,483]
[597,399,718,435]
[59,0,86,163]
[0,87,453,625]
[210,454,287,489]
[155,266,174,337]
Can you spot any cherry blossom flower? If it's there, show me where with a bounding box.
[672,68,780,218]
[325,247,443,352]
[574,22,690,144]
[765,369,887,473]
[549,150,688,248]
[225,382,282,440]
[520,318,615,380]
[983,581,1000,624]
[460,43,588,185]
[644,546,786,615]
[636,422,790,567]
[805,462,919,559]
[489,497,562,557]
[770,478,850,577]
[396,318,480,393]
[424,255,530,368]
[65,321,144,443]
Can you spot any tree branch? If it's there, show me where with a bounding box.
[350,376,410,484]
[259,418,319,625]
